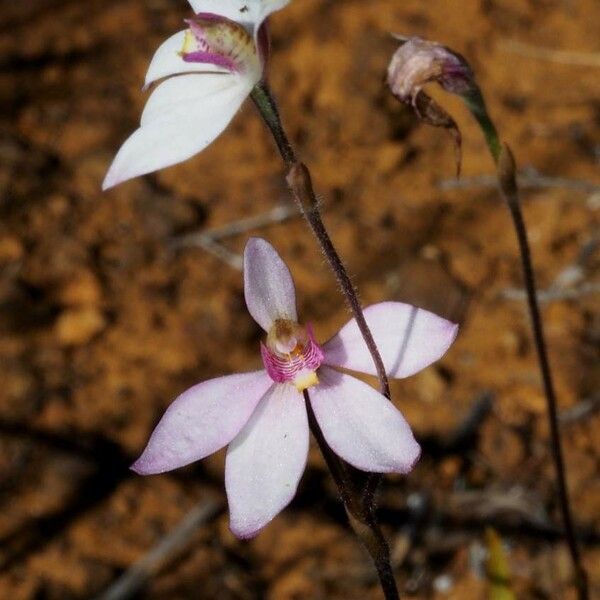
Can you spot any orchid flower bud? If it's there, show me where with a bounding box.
[387,36,474,106]
[386,36,479,176]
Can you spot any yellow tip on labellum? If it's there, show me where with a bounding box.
[179,30,196,56]
[294,371,320,392]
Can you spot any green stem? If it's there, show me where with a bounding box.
[250,82,296,167]
[462,88,502,161]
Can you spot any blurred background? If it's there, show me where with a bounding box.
[0,0,598,598]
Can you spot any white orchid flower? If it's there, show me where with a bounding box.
[132,238,459,538]
[103,0,290,190]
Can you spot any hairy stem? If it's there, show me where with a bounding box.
[304,392,399,600]
[252,79,397,597]
[286,163,392,399]
[251,81,391,400]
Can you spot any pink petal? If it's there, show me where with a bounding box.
[323,302,458,379]
[226,383,308,538]
[132,371,272,475]
[243,238,297,332]
[309,367,421,473]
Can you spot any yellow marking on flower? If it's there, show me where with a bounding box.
[294,371,320,392]
[179,16,261,76]
[179,30,198,56]
[262,319,325,389]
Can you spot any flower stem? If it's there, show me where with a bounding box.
[460,88,588,599]
[496,145,589,600]
[304,391,400,600]
[251,80,398,597]
[250,81,296,166]
[250,81,391,401]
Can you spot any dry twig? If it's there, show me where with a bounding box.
[95,499,223,600]
[499,40,600,68]
[437,172,600,194]
[171,205,300,270]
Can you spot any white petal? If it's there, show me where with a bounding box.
[188,1,260,24]
[103,74,251,190]
[225,383,308,538]
[309,367,421,474]
[144,30,230,89]
[187,1,290,31]
[131,371,272,475]
[254,0,290,29]
[243,237,298,332]
[323,302,458,379]
[140,72,248,126]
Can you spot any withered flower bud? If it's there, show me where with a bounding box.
[386,36,478,177]
[387,36,474,105]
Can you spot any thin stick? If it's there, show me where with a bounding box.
[173,204,299,249]
[498,146,589,599]
[500,282,600,303]
[172,205,300,270]
[559,393,600,426]
[95,499,222,600]
[437,173,600,194]
[500,40,600,68]
[184,236,244,270]
[502,236,599,302]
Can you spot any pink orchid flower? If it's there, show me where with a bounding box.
[132,238,458,539]
[103,0,289,190]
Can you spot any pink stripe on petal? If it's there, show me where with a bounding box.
[260,324,324,386]
[182,15,259,75]
[182,51,238,71]
[243,238,297,332]
[323,302,458,379]
[191,12,229,23]
[131,371,272,475]
[226,383,308,538]
[309,367,421,474]
[144,30,230,90]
